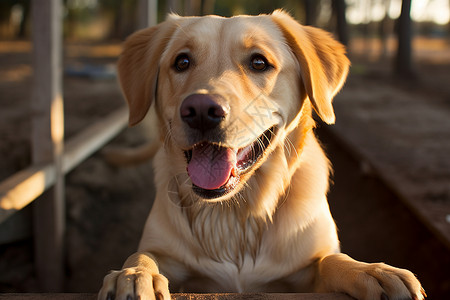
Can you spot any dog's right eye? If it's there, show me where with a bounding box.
[174,54,190,72]
[250,54,269,72]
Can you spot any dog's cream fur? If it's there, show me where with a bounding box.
[99,11,425,300]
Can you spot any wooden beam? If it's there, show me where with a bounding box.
[62,107,127,173]
[0,164,55,222]
[0,293,354,300]
[31,0,64,292]
[0,107,128,224]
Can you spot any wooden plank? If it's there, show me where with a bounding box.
[331,78,450,250]
[172,294,353,300]
[0,295,95,300]
[30,0,64,291]
[0,107,128,224]
[0,294,354,300]
[0,164,55,222]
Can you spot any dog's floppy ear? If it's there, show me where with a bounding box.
[118,18,177,126]
[271,10,350,124]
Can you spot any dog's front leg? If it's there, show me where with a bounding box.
[315,253,425,300]
[98,251,170,300]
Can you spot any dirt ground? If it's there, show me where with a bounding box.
[0,40,449,298]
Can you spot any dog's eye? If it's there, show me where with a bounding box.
[174,54,190,72]
[250,55,269,71]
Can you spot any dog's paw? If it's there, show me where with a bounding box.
[98,267,170,300]
[351,262,426,300]
[319,254,426,300]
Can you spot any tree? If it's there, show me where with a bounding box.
[186,0,201,15]
[304,0,318,26]
[332,0,349,46]
[202,0,216,15]
[379,0,392,58]
[395,0,414,77]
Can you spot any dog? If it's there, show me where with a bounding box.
[98,10,425,300]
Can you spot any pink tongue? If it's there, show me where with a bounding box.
[187,144,236,190]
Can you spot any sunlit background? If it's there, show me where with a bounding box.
[1,0,449,38]
[0,0,448,66]
[346,0,449,24]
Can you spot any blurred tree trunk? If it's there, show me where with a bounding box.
[202,0,216,15]
[332,0,349,46]
[65,6,76,38]
[304,0,318,26]
[18,1,30,38]
[395,0,414,77]
[379,0,392,58]
[111,1,124,39]
[186,0,201,15]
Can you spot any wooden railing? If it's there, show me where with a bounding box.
[0,0,157,292]
[0,107,128,223]
[0,293,354,300]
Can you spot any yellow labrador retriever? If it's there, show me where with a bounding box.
[99,10,425,300]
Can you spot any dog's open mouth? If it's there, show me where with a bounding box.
[184,127,276,199]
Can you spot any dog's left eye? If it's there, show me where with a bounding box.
[250,54,269,71]
[174,54,190,72]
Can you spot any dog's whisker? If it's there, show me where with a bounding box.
[284,136,300,159]
[283,138,293,156]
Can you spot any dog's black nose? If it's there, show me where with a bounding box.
[180,94,228,131]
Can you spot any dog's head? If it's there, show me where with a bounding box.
[117,10,349,202]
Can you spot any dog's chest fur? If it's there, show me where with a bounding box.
[182,201,268,269]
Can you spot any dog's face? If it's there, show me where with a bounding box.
[156,15,300,200]
[118,10,349,202]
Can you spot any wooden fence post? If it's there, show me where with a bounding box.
[138,0,158,29]
[31,0,65,291]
